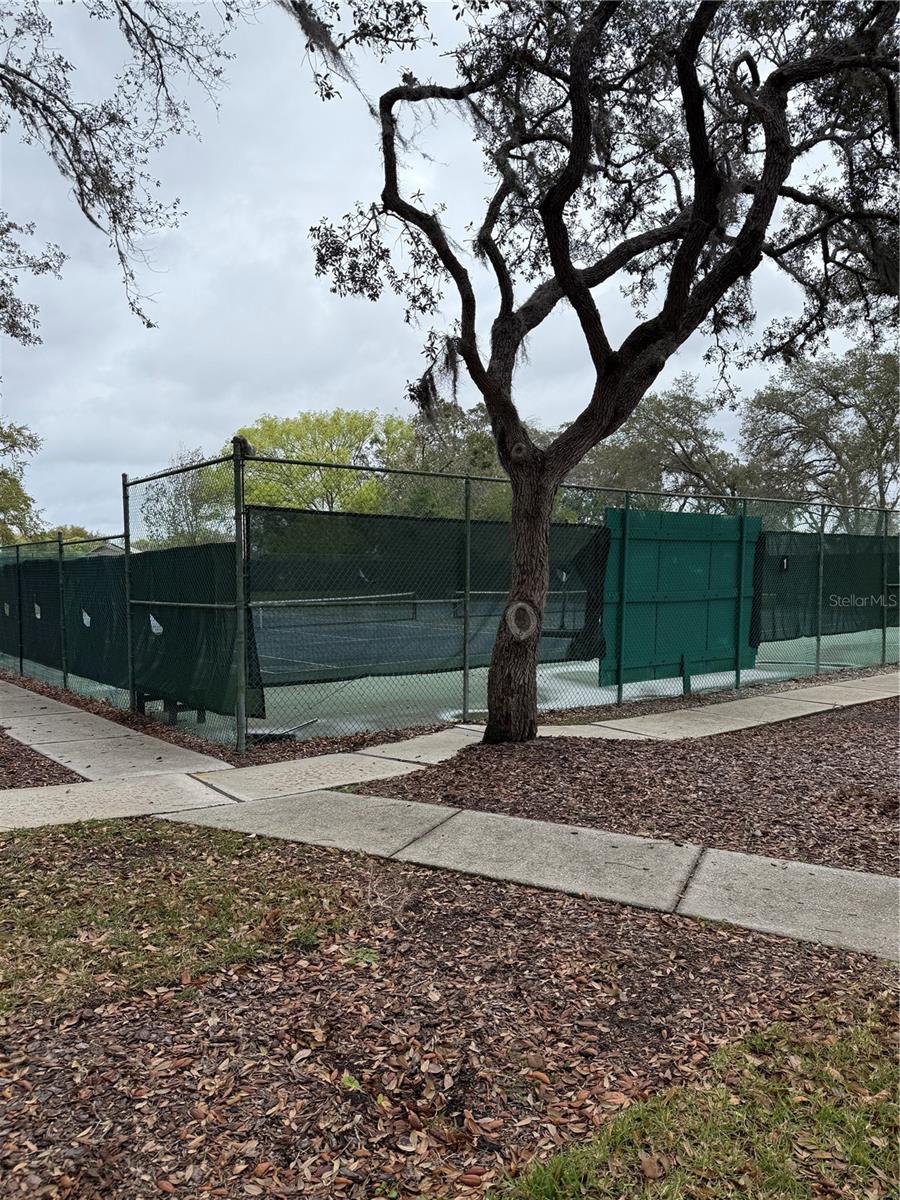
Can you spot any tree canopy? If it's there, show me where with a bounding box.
[739,346,899,511]
[305,3,897,464]
[0,418,42,543]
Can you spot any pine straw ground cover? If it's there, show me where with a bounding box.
[358,698,900,877]
[0,820,895,1199]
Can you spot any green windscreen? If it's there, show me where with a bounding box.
[752,530,899,643]
[246,505,607,685]
[130,542,264,718]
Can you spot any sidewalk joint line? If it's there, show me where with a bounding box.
[354,750,427,766]
[673,845,708,912]
[388,807,461,859]
[189,773,246,803]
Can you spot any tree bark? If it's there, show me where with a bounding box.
[483,459,556,743]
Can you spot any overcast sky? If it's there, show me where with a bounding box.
[2,2,804,534]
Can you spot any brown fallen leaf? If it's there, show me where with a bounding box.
[639,1150,669,1180]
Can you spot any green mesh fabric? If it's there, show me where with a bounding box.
[753,530,899,644]
[246,505,606,685]
[130,543,263,717]
[0,544,263,718]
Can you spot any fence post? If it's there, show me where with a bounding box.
[881,517,888,666]
[56,531,68,690]
[461,475,472,721]
[232,438,248,754]
[122,473,137,712]
[815,504,826,674]
[734,499,748,690]
[615,492,631,705]
[15,544,23,676]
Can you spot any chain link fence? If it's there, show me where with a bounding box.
[1,447,896,749]
[0,532,128,703]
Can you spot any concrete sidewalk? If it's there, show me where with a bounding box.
[0,680,229,780]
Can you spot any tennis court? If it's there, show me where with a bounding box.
[251,589,588,686]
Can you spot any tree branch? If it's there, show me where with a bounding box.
[537,2,620,377]
[379,71,507,395]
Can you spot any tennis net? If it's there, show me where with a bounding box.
[251,592,417,630]
[451,588,588,626]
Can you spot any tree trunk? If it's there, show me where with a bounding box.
[483,460,556,743]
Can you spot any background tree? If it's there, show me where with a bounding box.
[739,347,899,522]
[0,419,42,542]
[232,409,404,513]
[137,447,231,548]
[297,0,899,741]
[232,405,528,518]
[560,376,745,501]
[41,524,102,542]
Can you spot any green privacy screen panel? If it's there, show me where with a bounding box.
[0,554,21,663]
[599,508,761,685]
[752,530,899,643]
[17,556,62,672]
[63,556,129,689]
[246,505,606,686]
[0,546,262,719]
[129,542,264,719]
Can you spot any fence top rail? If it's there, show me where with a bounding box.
[0,533,125,552]
[5,537,59,549]
[61,534,126,547]
[126,454,232,486]
[240,455,895,517]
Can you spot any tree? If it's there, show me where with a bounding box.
[232,409,405,513]
[0,0,431,348]
[378,401,530,518]
[136,447,231,548]
[0,419,42,543]
[559,376,745,500]
[42,524,102,543]
[296,1,899,741]
[739,346,899,521]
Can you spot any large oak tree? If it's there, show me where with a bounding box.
[296,0,898,741]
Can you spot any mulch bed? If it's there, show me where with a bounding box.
[359,699,900,876]
[0,832,891,1199]
[0,730,83,791]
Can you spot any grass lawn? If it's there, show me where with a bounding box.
[0,819,351,1012]
[498,999,898,1199]
[0,817,895,1198]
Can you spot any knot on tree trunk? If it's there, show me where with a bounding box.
[509,440,529,463]
[505,600,539,642]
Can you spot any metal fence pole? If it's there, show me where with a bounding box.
[881,519,888,665]
[462,475,472,721]
[232,438,248,754]
[815,504,826,674]
[122,473,137,712]
[56,531,68,690]
[615,492,631,705]
[734,499,748,690]
[15,544,23,676]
